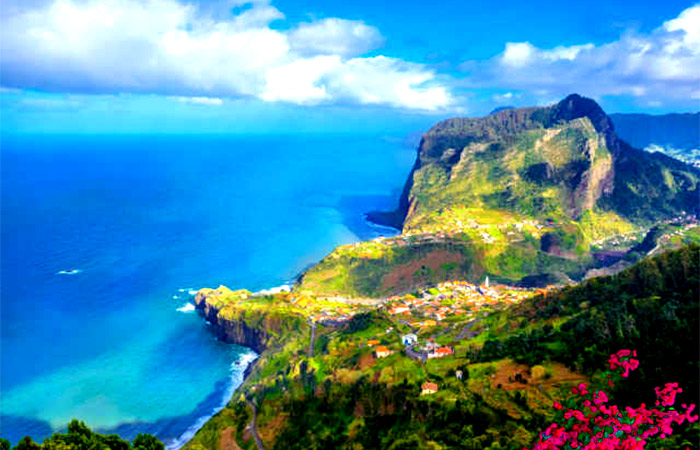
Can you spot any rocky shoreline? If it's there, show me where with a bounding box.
[194,289,272,354]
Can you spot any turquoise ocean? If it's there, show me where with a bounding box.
[0,133,414,447]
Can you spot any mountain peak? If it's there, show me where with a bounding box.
[551,94,615,137]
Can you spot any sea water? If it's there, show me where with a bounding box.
[0,133,414,446]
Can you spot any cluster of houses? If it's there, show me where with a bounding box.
[307,308,357,325]
[367,333,455,362]
[385,279,542,323]
[405,212,548,237]
[366,339,395,358]
[592,214,699,250]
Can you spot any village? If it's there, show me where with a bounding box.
[383,278,546,325]
[287,277,551,396]
[291,277,548,329]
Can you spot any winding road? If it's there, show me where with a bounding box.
[245,396,265,450]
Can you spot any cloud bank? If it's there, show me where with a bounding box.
[2,1,699,112]
[0,0,451,110]
[468,4,700,105]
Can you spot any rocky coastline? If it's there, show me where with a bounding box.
[193,289,271,354]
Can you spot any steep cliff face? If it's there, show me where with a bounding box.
[375,94,699,232]
[194,286,305,353]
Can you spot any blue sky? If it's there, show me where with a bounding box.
[1,0,698,133]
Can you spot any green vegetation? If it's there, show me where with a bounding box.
[298,95,699,297]
[187,245,700,450]
[298,238,478,297]
[1,420,164,450]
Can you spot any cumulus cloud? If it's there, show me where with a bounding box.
[0,0,452,110]
[262,55,450,110]
[288,18,384,57]
[467,4,700,104]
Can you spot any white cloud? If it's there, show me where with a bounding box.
[492,91,520,103]
[289,18,384,57]
[327,57,450,110]
[173,96,223,105]
[0,0,452,111]
[501,42,594,68]
[468,4,700,104]
[501,42,535,68]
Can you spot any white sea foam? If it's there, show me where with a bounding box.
[255,284,291,296]
[172,295,179,300]
[176,303,195,313]
[363,214,401,235]
[166,349,258,450]
[188,289,199,296]
[178,287,193,293]
[56,269,82,275]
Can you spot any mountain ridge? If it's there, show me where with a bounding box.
[306,94,699,296]
[370,94,698,232]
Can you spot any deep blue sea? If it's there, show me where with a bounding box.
[0,133,414,447]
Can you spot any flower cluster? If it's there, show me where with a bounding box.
[654,382,682,408]
[531,350,698,449]
[608,349,639,378]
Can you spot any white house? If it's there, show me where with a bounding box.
[402,333,418,346]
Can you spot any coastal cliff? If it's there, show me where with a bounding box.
[194,286,307,354]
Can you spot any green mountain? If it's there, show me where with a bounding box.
[375,94,698,230]
[300,95,699,297]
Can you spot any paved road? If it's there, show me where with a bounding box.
[405,344,427,362]
[456,318,481,341]
[397,319,413,328]
[245,397,265,450]
[431,324,453,339]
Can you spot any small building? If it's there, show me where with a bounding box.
[419,320,437,328]
[428,347,454,359]
[456,370,463,380]
[421,382,438,395]
[402,333,418,346]
[389,306,410,315]
[367,339,380,347]
[375,346,394,358]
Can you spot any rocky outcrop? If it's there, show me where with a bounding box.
[371,94,699,230]
[194,286,307,354]
[194,288,270,353]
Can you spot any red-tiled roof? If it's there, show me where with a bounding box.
[422,382,438,392]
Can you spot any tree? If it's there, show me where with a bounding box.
[12,437,40,450]
[132,434,164,450]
